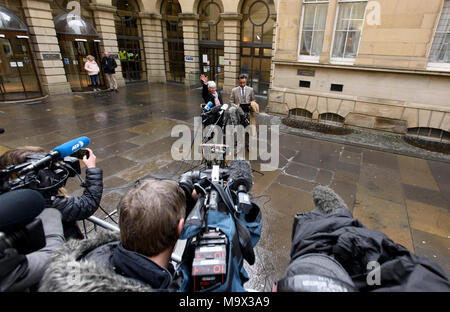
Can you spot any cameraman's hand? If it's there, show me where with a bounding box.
[82,148,96,169]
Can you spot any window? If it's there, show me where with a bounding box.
[318,113,345,126]
[298,0,329,62]
[299,80,311,88]
[289,108,313,120]
[407,128,450,144]
[330,83,343,92]
[331,0,367,63]
[428,0,450,71]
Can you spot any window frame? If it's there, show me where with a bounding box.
[297,0,330,63]
[330,0,368,65]
[427,0,450,72]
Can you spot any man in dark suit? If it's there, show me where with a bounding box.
[101,52,118,92]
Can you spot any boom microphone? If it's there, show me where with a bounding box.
[0,189,45,231]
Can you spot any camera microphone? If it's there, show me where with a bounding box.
[19,136,90,175]
[228,160,253,214]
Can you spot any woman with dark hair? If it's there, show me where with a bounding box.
[0,146,103,240]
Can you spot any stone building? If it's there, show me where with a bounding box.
[268,0,450,142]
[0,0,275,100]
[0,0,448,142]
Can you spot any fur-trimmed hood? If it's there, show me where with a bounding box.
[39,231,157,292]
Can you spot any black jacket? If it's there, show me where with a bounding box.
[290,208,450,291]
[101,56,117,74]
[50,168,103,239]
[201,81,223,106]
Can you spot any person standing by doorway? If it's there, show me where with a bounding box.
[84,55,100,92]
[101,52,118,92]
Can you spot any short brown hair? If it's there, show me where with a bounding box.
[118,180,186,257]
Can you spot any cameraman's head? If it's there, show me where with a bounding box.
[118,180,186,266]
[0,146,45,171]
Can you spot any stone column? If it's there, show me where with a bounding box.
[89,3,125,87]
[22,0,71,95]
[180,13,199,87]
[221,13,242,96]
[140,13,166,83]
[319,0,338,63]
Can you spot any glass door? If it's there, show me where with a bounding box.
[199,46,224,89]
[0,36,42,101]
[59,38,104,91]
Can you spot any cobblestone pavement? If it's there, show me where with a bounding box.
[1,83,448,291]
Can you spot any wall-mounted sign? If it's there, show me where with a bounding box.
[185,56,194,62]
[297,68,315,77]
[42,53,61,60]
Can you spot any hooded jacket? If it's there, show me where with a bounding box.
[39,231,180,292]
[290,208,450,292]
[84,60,100,76]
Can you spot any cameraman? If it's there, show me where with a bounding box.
[276,186,450,292]
[39,181,186,292]
[0,191,65,292]
[0,146,103,240]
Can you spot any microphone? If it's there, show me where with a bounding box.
[19,136,90,174]
[0,189,45,231]
[53,136,90,158]
[228,160,253,192]
[228,160,253,214]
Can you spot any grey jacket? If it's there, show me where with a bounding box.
[1,208,65,292]
[230,85,255,106]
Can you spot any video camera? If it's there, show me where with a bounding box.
[0,137,91,197]
[178,160,261,292]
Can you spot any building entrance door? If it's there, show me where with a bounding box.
[199,45,224,89]
[0,35,42,101]
[58,37,104,92]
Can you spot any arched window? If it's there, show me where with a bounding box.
[407,127,450,143]
[115,0,147,82]
[199,0,223,41]
[161,0,185,83]
[318,113,345,126]
[289,108,313,120]
[240,0,275,96]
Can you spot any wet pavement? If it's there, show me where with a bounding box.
[0,83,449,291]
